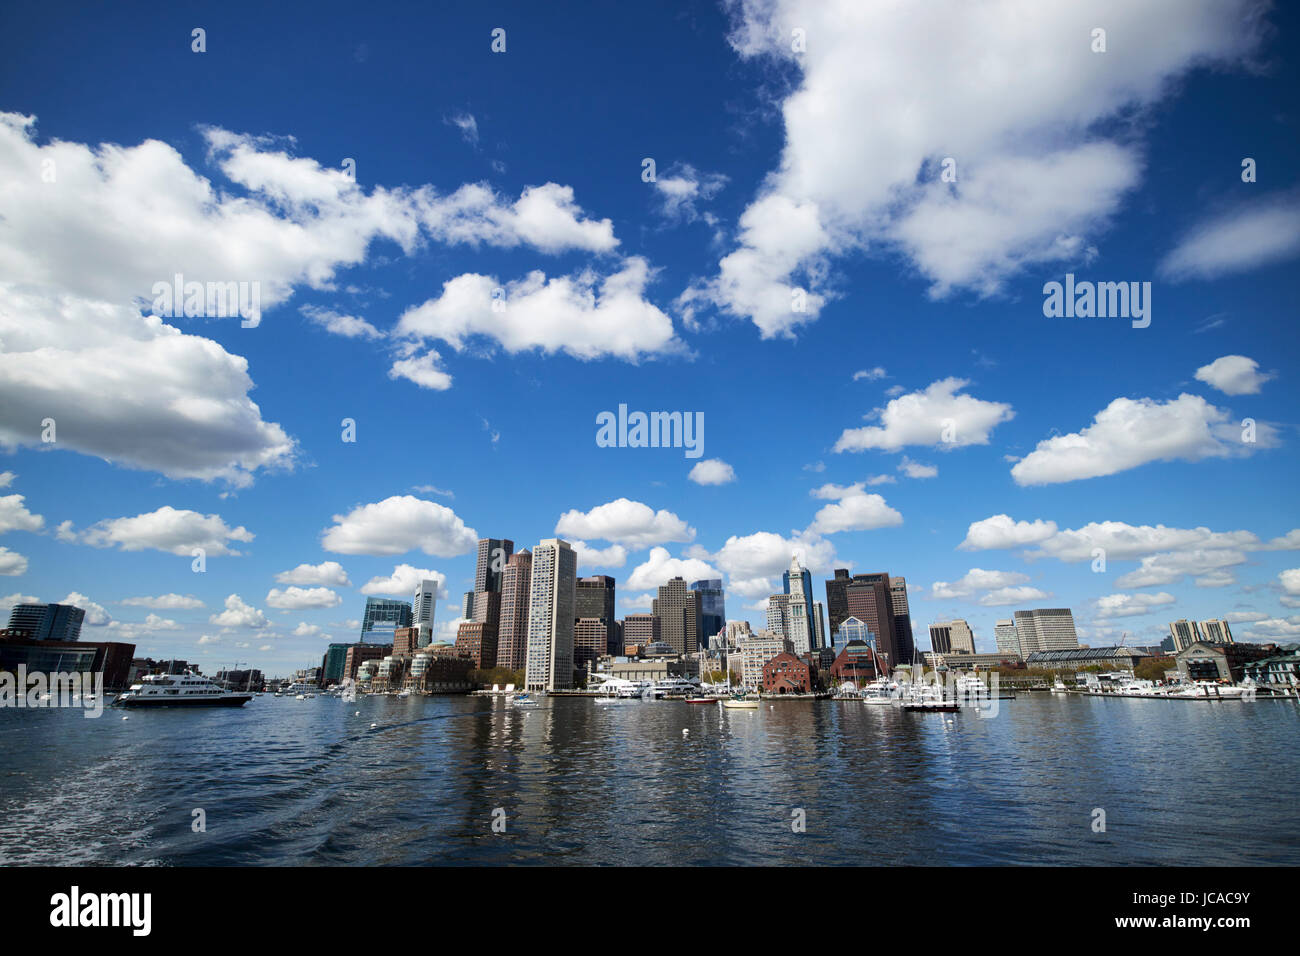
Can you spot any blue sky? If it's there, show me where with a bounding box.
[1,0,1298,674]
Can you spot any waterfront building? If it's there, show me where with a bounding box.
[496,550,532,670]
[407,647,474,693]
[929,620,976,655]
[1199,619,1235,645]
[342,642,392,681]
[622,613,660,655]
[690,579,727,648]
[360,597,413,642]
[1168,619,1203,652]
[1025,646,1148,672]
[525,538,577,691]
[1242,650,1300,687]
[994,619,1020,657]
[412,580,438,647]
[0,634,135,688]
[322,642,352,686]
[476,538,514,593]
[1013,609,1079,655]
[926,650,1021,670]
[889,577,915,663]
[653,576,700,656]
[762,651,816,694]
[736,629,790,690]
[782,556,817,651]
[7,603,86,642]
[1175,641,1274,684]
[609,657,699,684]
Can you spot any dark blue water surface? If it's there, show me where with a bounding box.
[2,693,1297,865]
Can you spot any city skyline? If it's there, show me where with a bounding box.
[2,2,1299,676]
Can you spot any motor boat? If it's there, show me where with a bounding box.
[115,672,252,708]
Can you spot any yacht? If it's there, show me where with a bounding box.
[1051,676,1068,693]
[115,672,253,708]
[1170,681,1249,700]
[651,677,698,698]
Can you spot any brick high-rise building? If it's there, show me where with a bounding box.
[622,614,660,654]
[496,550,532,670]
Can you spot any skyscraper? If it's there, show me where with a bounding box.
[496,550,532,670]
[525,538,576,691]
[576,575,617,654]
[889,577,915,663]
[411,580,438,647]
[6,603,85,642]
[690,579,726,646]
[1014,608,1080,655]
[1199,619,1235,645]
[652,577,700,656]
[929,620,976,655]
[813,601,827,649]
[783,555,813,654]
[360,597,412,642]
[476,538,514,593]
[782,557,817,651]
[766,593,791,641]
[1169,618,1203,652]
[994,619,1020,657]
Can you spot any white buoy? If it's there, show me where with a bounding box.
[355,711,360,716]
[370,722,378,729]
[682,728,689,736]
[122,716,129,720]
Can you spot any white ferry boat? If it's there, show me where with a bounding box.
[115,672,253,708]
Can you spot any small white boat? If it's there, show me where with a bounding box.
[1051,677,1068,693]
[510,693,541,709]
[722,692,759,710]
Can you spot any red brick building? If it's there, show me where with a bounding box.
[829,641,884,685]
[762,651,815,694]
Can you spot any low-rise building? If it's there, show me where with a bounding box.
[1176,641,1275,683]
[1242,650,1300,687]
[1025,647,1150,671]
[762,651,816,694]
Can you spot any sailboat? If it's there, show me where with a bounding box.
[717,638,759,708]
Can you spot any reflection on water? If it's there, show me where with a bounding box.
[2,693,1297,865]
